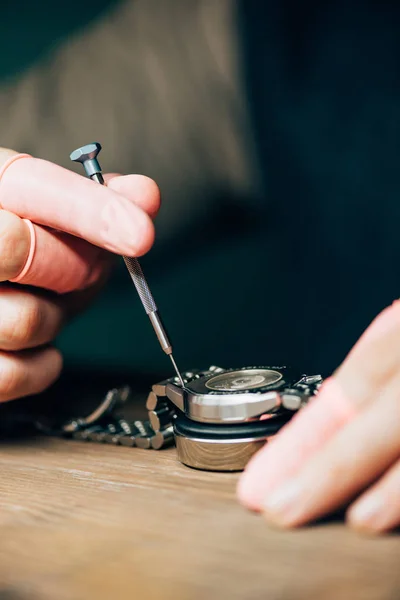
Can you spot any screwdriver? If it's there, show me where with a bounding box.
[70,143,185,387]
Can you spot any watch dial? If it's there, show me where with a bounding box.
[205,369,282,392]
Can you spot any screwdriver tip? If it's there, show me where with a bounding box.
[169,354,185,387]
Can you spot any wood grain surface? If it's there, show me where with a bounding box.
[0,432,399,600]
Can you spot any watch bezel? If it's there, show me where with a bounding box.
[166,366,303,424]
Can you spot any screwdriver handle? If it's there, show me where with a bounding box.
[122,256,157,314]
[87,171,159,315]
[70,143,185,386]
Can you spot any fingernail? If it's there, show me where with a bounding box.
[348,495,383,527]
[262,480,303,521]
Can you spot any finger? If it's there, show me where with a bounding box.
[0,286,66,351]
[0,151,157,256]
[0,346,63,402]
[334,299,400,405]
[12,225,112,294]
[347,458,400,533]
[261,379,400,528]
[0,209,110,294]
[104,174,161,219]
[237,377,356,511]
[58,260,113,318]
[237,300,400,511]
[0,209,31,281]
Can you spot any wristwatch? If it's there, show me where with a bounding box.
[35,365,322,472]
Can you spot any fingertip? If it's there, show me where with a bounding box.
[236,449,271,511]
[142,175,162,217]
[40,346,64,390]
[236,470,262,511]
[346,494,386,535]
[0,345,64,402]
[132,212,156,257]
[41,344,64,366]
[346,513,383,535]
[106,174,161,219]
[51,346,64,372]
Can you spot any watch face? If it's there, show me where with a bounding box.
[166,365,305,424]
[205,369,283,392]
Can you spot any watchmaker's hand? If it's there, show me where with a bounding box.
[0,148,160,402]
[237,301,400,534]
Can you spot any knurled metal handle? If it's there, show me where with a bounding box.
[123,257,157,314]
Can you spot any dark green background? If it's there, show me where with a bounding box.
[2,1,400,379]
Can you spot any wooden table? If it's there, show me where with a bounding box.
[0,376,399,600]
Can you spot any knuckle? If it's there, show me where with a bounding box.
[22,302,44,341]
[0,298,44,349]
[0,347,63,402]
[17,302,44,345]
[0,360,23,400]
[0,211,29,280]
[32,349,63,395]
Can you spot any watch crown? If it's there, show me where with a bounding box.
[281,391,303,411]
[301,375,323,385]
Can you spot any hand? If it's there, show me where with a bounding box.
[0,148,160,402]
[237,301,400,534]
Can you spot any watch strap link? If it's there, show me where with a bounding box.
[34,368,218,450]
[33,367,323,451]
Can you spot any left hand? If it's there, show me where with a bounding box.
[0,148,160,402]
[237,301,400,534]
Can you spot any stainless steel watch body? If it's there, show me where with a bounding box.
[165,366,321,424]
[160,366,322,470]
[34,365,322,473]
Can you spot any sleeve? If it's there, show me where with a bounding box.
[0,0,259,245]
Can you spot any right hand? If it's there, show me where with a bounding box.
[0,148,160,402]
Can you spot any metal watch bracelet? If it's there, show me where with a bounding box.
[34,367,322,455]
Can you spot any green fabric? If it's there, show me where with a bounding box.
[4,0,400,378]
[0,0,114,81]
